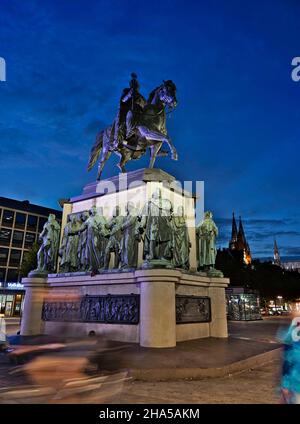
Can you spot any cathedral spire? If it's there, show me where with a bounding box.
[237,216,247,250]
[228,214,252,264]
[273,238,281,266]
[237,216,252,264]
[229,212,238,249]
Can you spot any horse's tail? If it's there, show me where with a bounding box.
[87,130,104,171]
[87,125,115,171]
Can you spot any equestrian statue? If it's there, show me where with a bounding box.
[87,73,178,180]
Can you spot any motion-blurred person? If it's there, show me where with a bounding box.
[279,310,300,404]
[0,316,8,352]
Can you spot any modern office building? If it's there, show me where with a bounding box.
[0,197,62,316]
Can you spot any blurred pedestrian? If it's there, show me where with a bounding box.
[0,316,7,352]
[279,311,300,404]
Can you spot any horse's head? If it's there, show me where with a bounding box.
[159,80,177,110]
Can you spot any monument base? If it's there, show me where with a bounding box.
[21,269,229,348]
[28,270,49,278]
[141,258,173,269]
[207,268,224,278]
[21,169,228,347]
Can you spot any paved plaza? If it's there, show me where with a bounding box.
[0,317,289,403]
[113,360,281,404]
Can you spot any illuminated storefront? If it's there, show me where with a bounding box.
[0,283,25,317]
[226,287,262,321]
[266,297,292,315]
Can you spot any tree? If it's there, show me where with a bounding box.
[20,242,39,277]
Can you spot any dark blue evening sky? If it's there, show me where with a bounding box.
[0,0,299,258]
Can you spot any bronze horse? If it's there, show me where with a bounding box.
[87,80,178,180]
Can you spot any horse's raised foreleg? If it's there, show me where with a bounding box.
[115,149,131,173]
[137,125,178,165]
[163,136,178,161]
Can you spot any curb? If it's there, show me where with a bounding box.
[128,347,282,381]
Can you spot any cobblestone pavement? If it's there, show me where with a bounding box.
[0,317,287,404]
[110,359,282,404]
[0,356,281,404]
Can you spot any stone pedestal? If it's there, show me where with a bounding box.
[21,277,49,336]
[21,169,229,347]
[208,286,228,338]
[137,270,177,348]
[21,269,229,347]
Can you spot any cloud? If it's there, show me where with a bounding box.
[281,247,300,256]
[215,216,300,258]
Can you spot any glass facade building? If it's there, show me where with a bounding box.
[226,287,262,321]
[0,197,62,317]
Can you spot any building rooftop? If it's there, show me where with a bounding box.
[0,196,62,217]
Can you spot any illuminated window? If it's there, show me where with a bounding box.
[24,232,36,248]
[2,210,14,227]
[0,248,9,266]
[0,268,6,282]
[0,228,12,246]
[15,212,26,229]
[6,268,19,283]
[27,215,37,231]
[9,249,21,267]
[12,231,24,248]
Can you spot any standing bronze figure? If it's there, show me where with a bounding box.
[59,215,72,272]
[104,206,123,269]
[196,211,218,269]
[87,74,178,180]
[59,214,81,272]
[77,211,90,271]
[172,206,191,270]
[140,188,173,265]
[76,206,107,273]
[119,202,142,269]
[36,214,61,273]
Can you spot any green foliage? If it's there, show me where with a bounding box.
[20,242,39,277]
[216,249,300,301]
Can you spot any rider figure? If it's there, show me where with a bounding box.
[113,73,146,149]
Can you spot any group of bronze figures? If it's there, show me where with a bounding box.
[59,202,142,273]
[33,189,219,276]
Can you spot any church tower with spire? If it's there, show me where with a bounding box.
[229,212,238,250]
[229,213,252,264]
[273,238,281,266]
